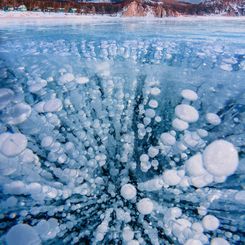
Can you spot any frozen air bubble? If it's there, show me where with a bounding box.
[127,240,139,245]
[177,142,188,151]
[43,98,63,113]
[47,77,54,82]
[41,136,54,148]
[148,99,158,108]
[60,73,75,84]
[76,76,89,84]
[5,196,17,207]
[202,214,220,231]
[35,220,50,240]
[182,132,201,148]
[150,87,161,96]
[148,146,159,158]
[181,89,198,101]
[96,62,111,76]
[155,116,161,122]
[206,113,221,126]
[234,190,245,202]
[170,130,176,136]
[172,218,191,237]
[145,109,155,118]
[185,153,206,177]
[137,198,154,215]
[27,183,42,195]
[122,226,134,241]
[211,238,230,245]
[28,79,47,93]
[47,189,58,199]
[0,88,14,110]
[197,129,208,138]
[197,206,207,217]
[140,161,151,172]
[151,159,159,169]
[0,133,27,157]
[172,118,189,131]
[175,104,199,123]
[203,140,239,177]
[220,64,233,72]
[140,154,149,162]
[162,170,181,186]
[191,222,204,233]
[34,102,45,113]
[184,239,202,245]
[190,174,213,188]
[4,103,32,125]
[120,184,137,200]
[160,132,176,146]
[6,224,41,245]
[143,117,151,126]
[169,207,182,219]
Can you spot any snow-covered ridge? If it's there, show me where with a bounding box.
[201,0,245,15]
[0,10,112,18]
[0,0,244,17]
[1,10,245,21]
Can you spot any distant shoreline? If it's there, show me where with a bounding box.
[0,11,113,18]
[1,0,244,18]
[1,11,245,20]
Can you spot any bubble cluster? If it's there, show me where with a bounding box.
[0,28,244,244]
[0,75,243,244]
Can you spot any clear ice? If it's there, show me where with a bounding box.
[0,18,245,245]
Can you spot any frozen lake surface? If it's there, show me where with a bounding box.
[0,17,245,245]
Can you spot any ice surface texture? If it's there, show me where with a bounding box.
[0,19,245,245]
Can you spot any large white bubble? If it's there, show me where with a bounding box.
[6,224,41,245]
[203,140,239,177]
